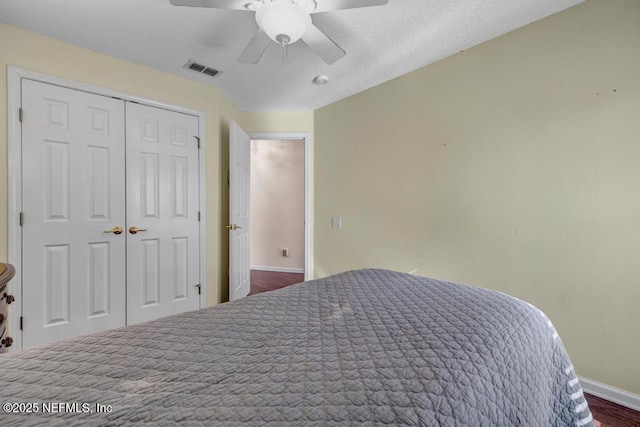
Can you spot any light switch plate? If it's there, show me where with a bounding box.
[332,216,342,229]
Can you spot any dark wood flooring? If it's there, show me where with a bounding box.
[248,272,640,426]
[249,270,304,296]
[586,393,640,427]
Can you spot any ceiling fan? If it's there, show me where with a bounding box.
[169,0,389,64]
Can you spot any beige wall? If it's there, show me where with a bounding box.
[250,139,305,271]
[314,0,640,394]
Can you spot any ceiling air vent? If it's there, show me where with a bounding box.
[183,60,221,78]
[202,67,220,77]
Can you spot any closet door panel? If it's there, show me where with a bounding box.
[21,80,126,348]
[125,103,200,324]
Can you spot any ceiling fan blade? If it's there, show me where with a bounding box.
[169,0,247,10]
[238,29,272,64]
[301,24,346,64]
[311,0,388,14]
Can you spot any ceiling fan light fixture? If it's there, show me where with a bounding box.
[255,0,311,45]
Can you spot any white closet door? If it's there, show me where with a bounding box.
[21,79,126,347]
[125,102,201,324]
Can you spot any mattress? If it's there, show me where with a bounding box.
[0,269,592,426]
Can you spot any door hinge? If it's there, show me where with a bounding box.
[18,108,23,123]
[195,284,201,295]
[194,136,201,149]
[20,316,23,330]
[19,212,24,227]
[198,211,201,222]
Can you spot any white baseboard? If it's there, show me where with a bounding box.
[579,376,640,412]
[251,265,305,274]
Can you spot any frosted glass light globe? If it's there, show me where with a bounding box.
[256,0,311,44]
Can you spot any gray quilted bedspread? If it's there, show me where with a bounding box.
[0,269,592,426]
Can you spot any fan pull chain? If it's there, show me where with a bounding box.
[275,34,291,64]
[281,41,289,64]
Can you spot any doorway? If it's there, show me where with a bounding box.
[227,128,311,301]
[249,138,305,295]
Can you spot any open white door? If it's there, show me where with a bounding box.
[229,121,251,301]
[21,80,126,347]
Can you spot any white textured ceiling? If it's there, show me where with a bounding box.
[0,0,583,111]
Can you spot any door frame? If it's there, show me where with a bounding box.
[7,66,207,350]
[248,132,312,282]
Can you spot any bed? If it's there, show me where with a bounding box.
[0,269,592,426]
